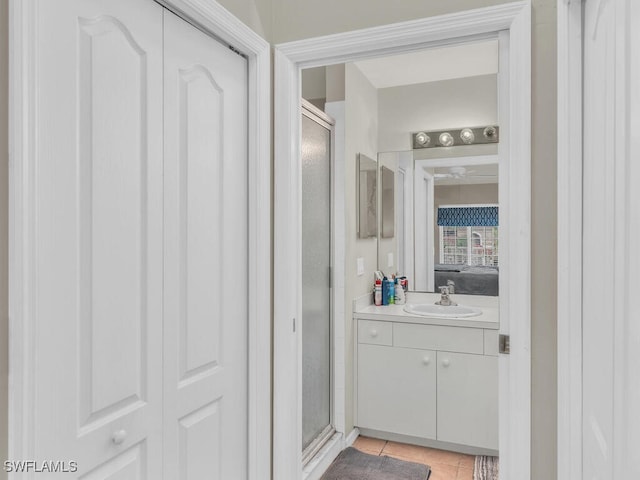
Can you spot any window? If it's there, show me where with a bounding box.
[437,205,499,266]
[440,226,499,266]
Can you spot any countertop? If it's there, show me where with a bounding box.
[353,291,500,330]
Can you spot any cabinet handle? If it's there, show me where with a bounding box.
[422,356,430,365]
[441,358,450,367]
[370,329,378,338]
[112,429,127,445]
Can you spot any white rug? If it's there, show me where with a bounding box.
[474,455,499,480]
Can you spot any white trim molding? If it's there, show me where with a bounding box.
[274,2,531,479]
[558,1,640,478]
[8,1,271,479]
[557,1,583,479]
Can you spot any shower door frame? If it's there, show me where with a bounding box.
[274,2,532,479]
[300,100,337,467]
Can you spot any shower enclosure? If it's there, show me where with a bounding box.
[301,100,335,463]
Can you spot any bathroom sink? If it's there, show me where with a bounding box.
[403,303,482,318]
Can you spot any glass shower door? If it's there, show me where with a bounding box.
[301,103,334,462]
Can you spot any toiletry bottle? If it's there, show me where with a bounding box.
[382,278,389,306]
[374,279,382,306]
[388,277,395,305]
[395,279,406,305]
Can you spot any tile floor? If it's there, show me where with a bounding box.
[352,436,475,480]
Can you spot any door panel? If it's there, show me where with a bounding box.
[357,344,437,439]
[301,112,333,452]
[78,14,149,422]
[436,352,498,450]
[163,10,249,480]
[35,0,164,476]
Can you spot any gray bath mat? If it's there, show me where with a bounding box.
[474,455,499,480]
[321,447,431,480]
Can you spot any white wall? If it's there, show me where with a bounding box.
[343,63,378,433]
[217,0,272,41]
[378,75,497,152]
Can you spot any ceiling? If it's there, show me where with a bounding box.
[353,39,499,89]
[432,164,498,186]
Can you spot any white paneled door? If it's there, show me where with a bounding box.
[163,10,249,480]
[31,0,248,478]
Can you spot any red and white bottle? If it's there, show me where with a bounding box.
[374,279,382,306]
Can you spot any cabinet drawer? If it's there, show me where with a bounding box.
[393,323,483,354]
[358,320,392,346]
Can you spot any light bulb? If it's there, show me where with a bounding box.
[483,126,497,140]
[439,132,454,147]
[460,128,475,144]
[415,132,431,146]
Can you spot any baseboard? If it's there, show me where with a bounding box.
[302,432,343,480]
[358,427,498,457]
[345,427,360,447]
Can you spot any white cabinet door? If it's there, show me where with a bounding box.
[437,352,498,450]
[34,0,164,476]
[162,10,249,480]
[357,344,436,439]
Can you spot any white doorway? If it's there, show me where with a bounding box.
[8,0,270,478]
[273,2,532,479]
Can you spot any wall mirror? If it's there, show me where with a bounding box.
[357,153,378,238]
[377,150,500,295]
[380,166,395,239]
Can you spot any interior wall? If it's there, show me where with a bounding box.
[0,0,8,476]
[378,75,498,152]
[433,184,499,261]
[216,0,273,41]
[344,63,378,433]
[272,1,558,479]
[271,0,515,44]
[302,66,327,110]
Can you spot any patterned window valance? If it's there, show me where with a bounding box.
[437,206,499,227]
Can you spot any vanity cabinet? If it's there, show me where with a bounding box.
[358,344,437,439]
[436,351,498,449]
[356,318,498,452]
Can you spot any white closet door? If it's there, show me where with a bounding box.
[33,0,164,477]
[162,10,249,480]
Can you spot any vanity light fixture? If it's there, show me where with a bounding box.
[412,125,499,149]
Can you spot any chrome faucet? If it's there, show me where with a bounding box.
[436,286,457,306]
[447,279,455,294]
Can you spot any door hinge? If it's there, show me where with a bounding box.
[499,334,510,354]
[293,318,296,333]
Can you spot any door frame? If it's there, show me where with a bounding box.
[273,2,531,479]
[7,1,271,478]
[557,1,583,478]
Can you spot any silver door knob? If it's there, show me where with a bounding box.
[422,356,430,365]
[442,358,450,367]
[112,429,127,445]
